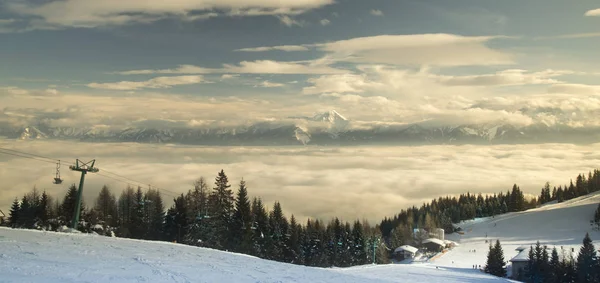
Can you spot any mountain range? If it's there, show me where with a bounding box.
[1,110,599,146]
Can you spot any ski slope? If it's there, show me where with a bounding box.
[433,191,600,273]
[0,228,512,283]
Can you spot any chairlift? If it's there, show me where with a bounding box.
[53,160,63,184]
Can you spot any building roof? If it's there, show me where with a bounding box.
[510,246,577,262]
[423,238,445,246]
[394,245,418,254]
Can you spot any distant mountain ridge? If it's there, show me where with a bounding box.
[1,110,599,146]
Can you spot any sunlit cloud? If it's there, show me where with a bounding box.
[584,8,600,17]
[255,81,285,88]
[233,34,515,67]
[370,10,384,17]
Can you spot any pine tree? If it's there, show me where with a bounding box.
[562,253,577,283]
[230,179,253,254]
[130,187,146,239]
[19,195,33,228]
[207,170,234,250]
[567,180,576,200]
[541,245,550,283]
[8,198,20,228]
[485,239,506,277]
[38,191,50,227]
[556,186,564,203]
[163,194,188,243]
[251,197,270,258]
[268,202,289,261]
[540,182,551,204]
[351,221,368,265]
[594,203,600,230]
[184,178,210,245]
[145,189,165,240]
[95,185,118,229]
[117,186,135,237]
[525,241,548,283]
[287,215,302,264]
[576,174,588,196]
[576,233,597,283]
[549,247,560,283]
[61,184,85,228]
[526,246,536,282]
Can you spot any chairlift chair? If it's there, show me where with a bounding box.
[53,160,63,184]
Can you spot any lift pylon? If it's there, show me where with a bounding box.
[69,159,99,229]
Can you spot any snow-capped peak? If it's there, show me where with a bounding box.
[312,110,348,123]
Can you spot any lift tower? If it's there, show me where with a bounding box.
[69,159,99,230]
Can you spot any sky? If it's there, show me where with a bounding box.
[1,0,600,221]
[1,0,600,129]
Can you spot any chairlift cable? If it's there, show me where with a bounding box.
[0,146,183,198]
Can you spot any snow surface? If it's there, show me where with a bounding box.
[433,191,600,271]
[2,191,597,282]
[0,227,513,283]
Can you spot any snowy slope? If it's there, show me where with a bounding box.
[0,228,513,283]
[433,191,600,271]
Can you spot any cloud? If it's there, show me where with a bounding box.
[220,74,240,80]
[45,88,59,95]
[7,0,334,28]
[0,19,16,24]
[535,32,600,40]
[115,65,213,75]
[436,69,570,86]
[87,75,206,90]
[585,9,600,16]
[319,34,515,66]
[255,81,285,88]
[302,66,566,99]
[0,86,29,95]
[223,60,344,74]
[237,34,515,67]
[235,45,310,52]
[2,140,600,222]
[117,60,346,75]
[303,73,382,95]
[421,105,534,127]
[370,9,384,16]
[548,83,600,95]
[320,19,331,26]
[277,15,305,27]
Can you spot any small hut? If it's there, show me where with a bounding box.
[422,238,445,252]
[393,245,419,261]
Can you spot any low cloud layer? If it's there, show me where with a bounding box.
[2,140,600,223]
[3,82,600,132]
